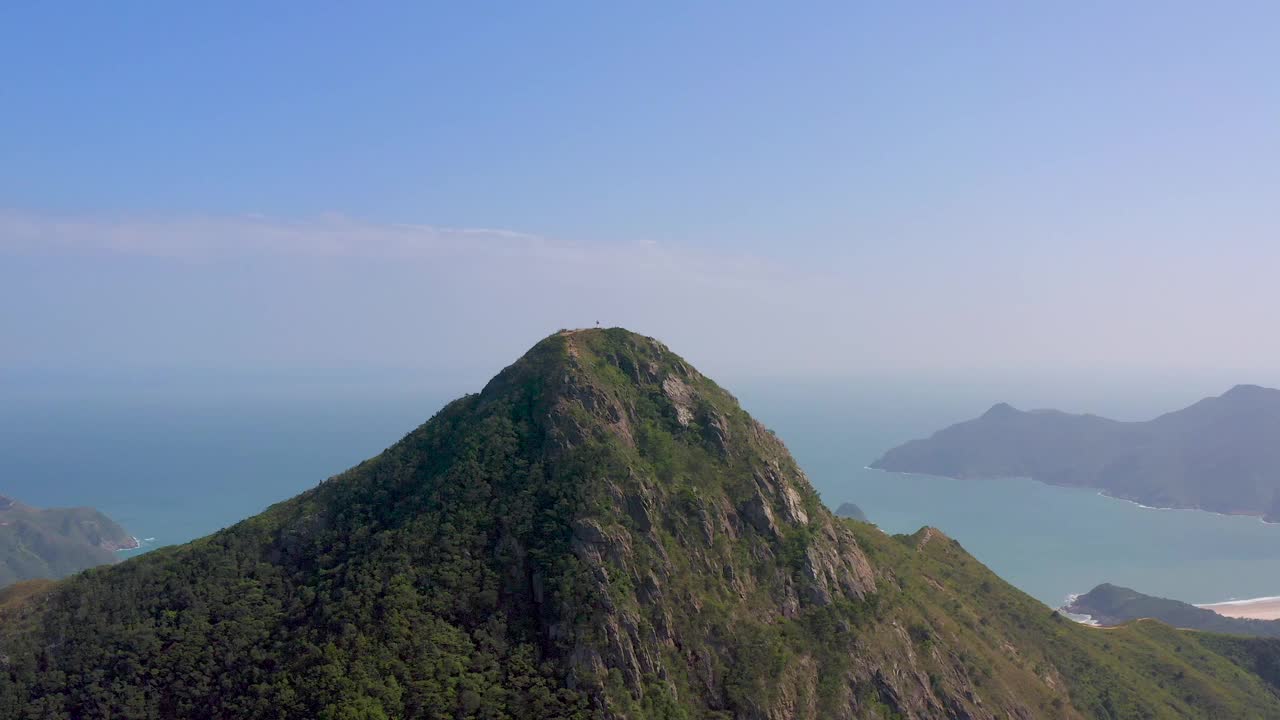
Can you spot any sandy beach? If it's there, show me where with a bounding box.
[1198,597,1280,621]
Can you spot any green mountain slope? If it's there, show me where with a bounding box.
[1,328,1279,719]
[0,496,136,587]
[870,385,1280,520]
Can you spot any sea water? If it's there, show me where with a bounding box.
[0,369,464,558]
[3,368,1279,608]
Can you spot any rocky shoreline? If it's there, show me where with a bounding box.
[107,536,142,552]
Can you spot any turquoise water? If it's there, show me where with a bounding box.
[821,471,1280,607]
[3,369,1278,608]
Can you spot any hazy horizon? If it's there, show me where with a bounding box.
[5,3,1279,377]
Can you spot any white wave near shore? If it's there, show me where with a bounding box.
[1096,491,1278,524]
[1057,593,1100,626]
[115,536,159,553]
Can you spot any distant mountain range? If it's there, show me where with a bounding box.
[872,384,1280,520]
[0,495,136,587]
[1064,584,1280,638]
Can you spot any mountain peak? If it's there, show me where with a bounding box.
[483,328,688,396]
[1222,383,1275,399]
[981,401,1021,419]
[479,327,735,458]
[334,326,880,709]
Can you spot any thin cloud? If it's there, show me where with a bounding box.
[0,208,792,292]
[8,208,1269,373]
[0,208,874,373]
[0,209,554,260]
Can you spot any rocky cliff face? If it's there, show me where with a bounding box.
[428,329,1095,719]
[473,329,890,717]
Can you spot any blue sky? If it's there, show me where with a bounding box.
[2,2,1278,375]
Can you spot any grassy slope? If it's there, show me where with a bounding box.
[847,520,1280,718]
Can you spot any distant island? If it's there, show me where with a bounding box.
[834,501,868,522]
[0,495,137,588]
[1064,584,1280,638]
[871,384,1280,521]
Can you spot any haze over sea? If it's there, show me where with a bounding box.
[4,366,1279,608]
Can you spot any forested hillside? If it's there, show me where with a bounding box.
[2,329,1279,719]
